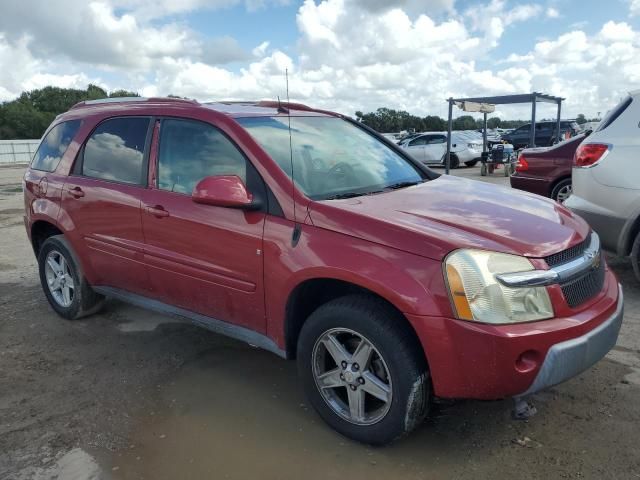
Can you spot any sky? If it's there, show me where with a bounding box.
[0,0,639,120]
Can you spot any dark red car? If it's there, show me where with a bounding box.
[24,98,622,445]
[510,133,587,202]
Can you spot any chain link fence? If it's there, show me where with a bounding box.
[0,140,40,165]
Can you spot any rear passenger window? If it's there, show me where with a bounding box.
[31,120,82,172]
[82,117,150,185]
[158,119,247,194]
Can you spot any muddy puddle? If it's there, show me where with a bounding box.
[106,344,523,480]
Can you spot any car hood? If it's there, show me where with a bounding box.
[308,175,589,261]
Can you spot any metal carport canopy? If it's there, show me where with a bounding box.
[444,92,565,174]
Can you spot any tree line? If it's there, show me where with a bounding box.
[0,84,597,139]
[0,85,140,139]
[355,108,598,133]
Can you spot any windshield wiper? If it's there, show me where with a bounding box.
[385,180,423,190]
[325,190,383,200]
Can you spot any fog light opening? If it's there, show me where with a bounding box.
[515,350,540,373]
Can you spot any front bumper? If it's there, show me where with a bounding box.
[520,286,623,396]
[407,273,622,400]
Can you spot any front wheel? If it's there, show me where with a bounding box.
[297,295,430,445]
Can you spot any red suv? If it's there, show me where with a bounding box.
[24,98,623,445]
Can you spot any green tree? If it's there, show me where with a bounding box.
[576,113,587,125]
[0,84,139,139]
[109,89,140,98]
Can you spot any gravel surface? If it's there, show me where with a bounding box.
[1,164,639,480]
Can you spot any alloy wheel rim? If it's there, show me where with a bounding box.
[44,250,75,308]
[557,184,572,203]
[312,328,393,425]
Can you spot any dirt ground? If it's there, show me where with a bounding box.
[1,164,639,480]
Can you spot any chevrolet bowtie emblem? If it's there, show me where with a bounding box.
[584,249,600,270]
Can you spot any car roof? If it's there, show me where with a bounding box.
[64,97,335,119]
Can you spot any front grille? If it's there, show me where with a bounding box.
[560,254,606,308]
[545,234,591,267]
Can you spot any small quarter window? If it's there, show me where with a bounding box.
[31,120,82,172]
[157,119,247,194]
[82,117,150,185]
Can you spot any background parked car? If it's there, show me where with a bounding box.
[501,120,581,149]
[399,131,481,168]
[565,91,640,281]
[510,133,588,202]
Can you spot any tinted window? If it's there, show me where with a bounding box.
[597,96,633,132]
[82,117,149,184]
[158,119,247,194]
[238,116,424,200]
[409,137,426,146]
[31,120,82,172]
[427,135,446,144]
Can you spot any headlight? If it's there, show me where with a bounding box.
[444,249,553,324]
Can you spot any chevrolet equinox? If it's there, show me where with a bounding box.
[23,97,624,445]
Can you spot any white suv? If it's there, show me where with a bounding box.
[565,90,640,279]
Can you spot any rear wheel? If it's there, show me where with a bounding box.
[443,154,459,169]
[297,295,430,445]
[38,236,104,320]
[551,178,572,203]
[631,232,640,283]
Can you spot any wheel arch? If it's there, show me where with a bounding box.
[30,220,64,256]
[283,277,427,366]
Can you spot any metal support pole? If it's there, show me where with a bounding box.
[530,95,537,147]
[483,112,488,153]
[446,98,453,174]
[556,100,562,143]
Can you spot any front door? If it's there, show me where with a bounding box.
[61,116,151,295]
[141,118,267,331]
[404,136,426,162]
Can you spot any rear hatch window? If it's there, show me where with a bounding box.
[596,96,632,132]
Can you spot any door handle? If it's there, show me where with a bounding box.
[145,205,170,218]
[68,186,85,198]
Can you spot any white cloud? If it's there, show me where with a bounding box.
[631,0,640,16]
[1,0,639,122]
[546,7,560,18]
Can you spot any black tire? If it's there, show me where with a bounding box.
[449,154,459,169]
[464,160,478,167]
[297,295,430,445]
[550,178,572,203]
[631,232,640,283]
[38,235,104,320]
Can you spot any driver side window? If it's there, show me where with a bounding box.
[157,119,247,194]
[409,137,427,146]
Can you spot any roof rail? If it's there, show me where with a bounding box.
[69,96,198,110]
[256,100,314,111]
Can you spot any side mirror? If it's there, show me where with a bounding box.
[192,175,260,210]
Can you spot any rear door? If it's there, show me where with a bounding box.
[61,116,151,295]
[140,118,267,331]
[403,136,426,162]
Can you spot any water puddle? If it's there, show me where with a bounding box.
[106,347,481,480]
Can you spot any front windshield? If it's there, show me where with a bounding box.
[237,116,425,200]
